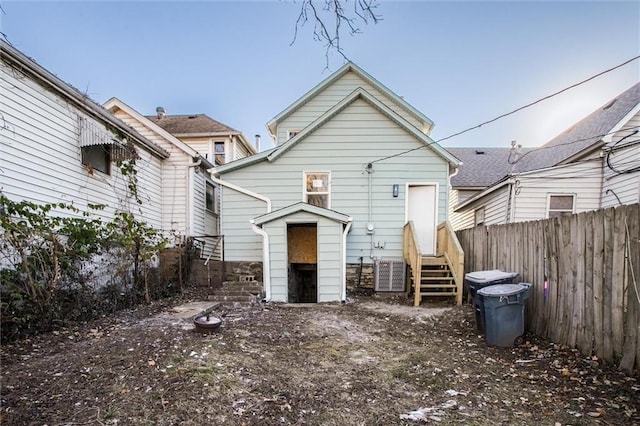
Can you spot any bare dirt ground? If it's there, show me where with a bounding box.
[1,293,639,425]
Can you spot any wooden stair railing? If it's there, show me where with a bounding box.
[403,221,464,306]
[403,221,422,307]
[436,221,464,306]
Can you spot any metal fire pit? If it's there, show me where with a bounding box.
[193,314,222,334]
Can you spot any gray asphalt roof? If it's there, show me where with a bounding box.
[147,113,239,134]
[449,81,640,188]
[448,147,517,187]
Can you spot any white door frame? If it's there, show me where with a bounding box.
[405,182,439,256]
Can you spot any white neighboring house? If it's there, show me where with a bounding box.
[0,40,168,227]
[104,98,222,260]
[450,82,640,230]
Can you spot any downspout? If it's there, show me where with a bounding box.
[448,165,460,221]
[209,176,272,212]
[210,174,272,300]
[342,218,353,302]
[187,158,202,236]
[250,220,271,301]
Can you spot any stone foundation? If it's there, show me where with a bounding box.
[346,263,374,290]
[223,261,263,283]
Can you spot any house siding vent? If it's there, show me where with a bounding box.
[374,258,406,292]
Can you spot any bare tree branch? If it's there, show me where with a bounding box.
[290,0,381,69]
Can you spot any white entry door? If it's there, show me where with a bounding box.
[406,184,437,256]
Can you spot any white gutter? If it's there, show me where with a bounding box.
[187,158,202,236]
[342,218,353,302]
[209,176,272,212]
[250,220,271,301]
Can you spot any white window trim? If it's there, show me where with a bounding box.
[546,193,576,218]
[302,171,331,209]
[474,206,485,226]
[213,140,226,165]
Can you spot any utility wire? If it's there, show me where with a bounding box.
[371,55,640,164]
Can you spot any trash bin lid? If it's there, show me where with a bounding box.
[478,283,528,297]
[465,270,518,283]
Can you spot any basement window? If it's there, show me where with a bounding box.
[547,194,575,218]
[303,171,330,209]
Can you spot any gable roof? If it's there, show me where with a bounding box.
[147,113,239,135]
[450,81,640,190]
[103,98,215,169]
[514,81,640,173]
[216,88,460,175]
[1,40,169,159]
[266,62,435,137]
[253,202,352,226]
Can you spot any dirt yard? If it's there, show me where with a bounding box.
[1,294,638,425]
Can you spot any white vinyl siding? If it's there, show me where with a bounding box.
[276,71,425,145]
[449,189,476,230]
[112,109,193,238]
[601,113,640,208]
[511,160,602,223]
[0,60,162,228]
[220,98,449,263]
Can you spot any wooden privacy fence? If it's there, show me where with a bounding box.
[456,203,640,374]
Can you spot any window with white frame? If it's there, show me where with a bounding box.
[205,182,218,214]
[304,172,330,209]
[547,194,575,218]
[214,142,225,165]
[287,130,300,139]
[474,207,485,226]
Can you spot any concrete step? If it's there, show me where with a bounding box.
[208,294,259,303]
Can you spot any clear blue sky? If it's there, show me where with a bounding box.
[2,0,638,151]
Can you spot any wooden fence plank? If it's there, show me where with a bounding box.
[620,204,640,372]
[549,218,561,342]
[572,213,586,351]
[611,206,626,358]
[582,211,595,356]
[592,208,605,359]
[602,207,614,361]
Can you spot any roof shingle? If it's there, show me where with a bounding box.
[147,113,239,135]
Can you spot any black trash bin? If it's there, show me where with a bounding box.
[478,283,532,347]
[464,270,519,332]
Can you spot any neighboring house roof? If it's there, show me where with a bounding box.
[253,202,352,226]
[103,98,215,169]
[266,62,435,138]
[453,81,640,211]
[449,81,640,190]
[216,88,460,175]
[0,40,169,159]
[515,82,640,172]
[448,147,521,188]
[147,113,239,135]
[147,112,257,155]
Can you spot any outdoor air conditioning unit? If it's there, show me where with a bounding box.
[374,258,406,292]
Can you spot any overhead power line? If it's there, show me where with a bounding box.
[371,55,640,164]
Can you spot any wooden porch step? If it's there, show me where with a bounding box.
[419,291,459,297]
[421,276,455,281]
[420,284,458,289]
[421,256,448,265]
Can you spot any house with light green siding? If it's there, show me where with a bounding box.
[214,63,464,305]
